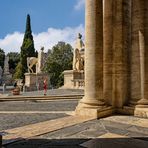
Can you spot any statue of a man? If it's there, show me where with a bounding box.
[73,33,85,71]
[75,33,85,50]
[73,48,84,71]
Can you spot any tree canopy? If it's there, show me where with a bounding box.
[7,52,20,74]
[0,48,5,69]
[15,14,36,79]
[44,42,73,88]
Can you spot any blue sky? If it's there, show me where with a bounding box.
[0,0,85,53]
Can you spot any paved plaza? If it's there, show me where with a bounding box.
[0,97,147,148]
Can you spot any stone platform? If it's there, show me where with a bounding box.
[0,99,148,148]
[25,73,49,91]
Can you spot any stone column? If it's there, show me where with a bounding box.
[112,0,131,108]
[80,0,104,107]
[103,0,113,106]
[137,0,148,106]
[75,0,113,118]
[129,0,148,106]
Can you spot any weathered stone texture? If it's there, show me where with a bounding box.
[80,0,104,106]
[76,0,148,118]
[103,0,113,105]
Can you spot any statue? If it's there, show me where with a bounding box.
[75,33,85,50]
[37,47,47,73]
[27,57,38,73]
[73,33,85,71]
[74,48,84,72]
[27,47,48,74]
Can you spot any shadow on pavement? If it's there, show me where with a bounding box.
[3,137,148,148]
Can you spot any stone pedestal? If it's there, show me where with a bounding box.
[25,73,49,91]
[63,70,84,89]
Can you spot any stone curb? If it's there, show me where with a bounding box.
[0,94,83,102]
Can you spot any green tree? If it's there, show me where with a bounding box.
[7,52,20,74]
[13,62,23,79]
[0,48,5,69]
[16,14,36,79]
[45,42,73,88]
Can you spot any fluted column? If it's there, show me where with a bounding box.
[112,0,131,108]
[103,0,113,106]
[137,0,148,105]
[78,0,105,108]
[129,0,148,106]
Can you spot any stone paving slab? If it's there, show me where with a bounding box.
[3,115,95,145]
[5,138,87,148]
[3,115,148,147]
[0,113,68,131]
[0,88,84,97]
[81,133,148,148]
[39,116,148,140]
[0,111,74,114]
[0,100,78,111]
[101,115,148,128]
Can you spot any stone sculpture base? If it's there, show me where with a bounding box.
[25,73,49,91]
[62,70,84,89]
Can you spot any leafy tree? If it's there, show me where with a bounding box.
[0,48,5,69]
[16,14,36,79]
[44,42,73,88]
[13,62,23,79]
[7,52,20,74]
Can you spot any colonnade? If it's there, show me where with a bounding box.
[76,0,148,118]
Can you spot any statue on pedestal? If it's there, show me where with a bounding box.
[25,47,49,91]
[62,33,85,89]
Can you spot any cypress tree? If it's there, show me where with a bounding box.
[19,14,36,78]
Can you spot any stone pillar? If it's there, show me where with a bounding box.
[137,0,148,106]
[75,0,113,118]
[80,0,104,106]
[103,0,113,105]
[112,0,131,108]
[129,0,148,106]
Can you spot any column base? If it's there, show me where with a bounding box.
[128,99,139,106]
[128,98,148,107]
[79,97,105,108]
[75,101,114,119]
[117,106,148,118]
[137,99,148,106]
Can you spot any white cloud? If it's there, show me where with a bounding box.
[74,0,85,10]
[0,32,24,53]
[0,25,84,54]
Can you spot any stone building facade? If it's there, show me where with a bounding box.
[75,0,148,118]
